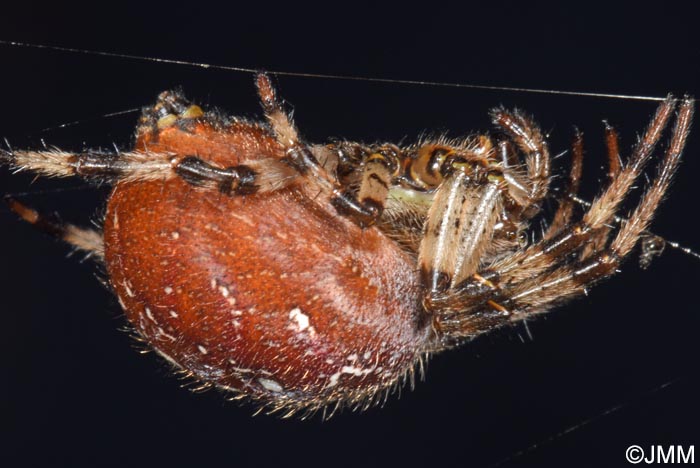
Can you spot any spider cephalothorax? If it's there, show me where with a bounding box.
[1,74,693,417]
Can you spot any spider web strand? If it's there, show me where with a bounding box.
[0,40,672,102]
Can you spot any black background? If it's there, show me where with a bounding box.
[0,2,698,467]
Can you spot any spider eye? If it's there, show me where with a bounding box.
[410,146,451,187]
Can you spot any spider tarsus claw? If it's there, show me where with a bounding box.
[639,234,666,270]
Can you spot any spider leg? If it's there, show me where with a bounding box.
[0,78,313,198]
[255,73,333,179]
[580,123,623,259]
[0,147,298,195]
[4,197,104,260]
[604,121,623,178]
[543,129,584,240]
[0,75,393,226]
[497,140,519,168]
[255,73,400,227]
[428,96,693,342]
[506,96,691,312]
[484,96,678,284]
[491,108,551,213]
[1,147,171,180]
[425,97,692,342]
[332,145,401,227]
[418,170,502,292]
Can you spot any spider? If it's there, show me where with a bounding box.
[0,73,693,418]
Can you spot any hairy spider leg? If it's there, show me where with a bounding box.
[429,97,693,342]
[0,146,306,195]
[486,97,677,285]
[4,197,104,259]
[579,123,624,260]
[255,73,401,228]
[543,130,584,240]
[0,75,403,255]
[418,110,555,310]
[418,169,503,293]
[503,97,693,312]
[491,107,551,217]
[332,145,403,228]
[439,97,677,315]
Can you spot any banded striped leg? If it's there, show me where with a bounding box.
[332,147,399,227]
[504,97,693,313]
[482,96,678,285]
[5,197,104,260]
[491,108,551,215]
[0,148,298,196]
[256,73,399,227]
[255,73,341,184]
[430,97,693,341]
[418,171,503,293]
[435,131,578,311]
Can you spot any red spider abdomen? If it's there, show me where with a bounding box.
[102,122,432,406]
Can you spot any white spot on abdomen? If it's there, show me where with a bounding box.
[258,378,284,393]
[288,307,318,338]
[326,365,376,388]
[289,307,310,331]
